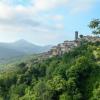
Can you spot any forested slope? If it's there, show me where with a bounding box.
[0,41,100,100]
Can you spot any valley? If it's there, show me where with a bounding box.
[0,39,52,64]
[0,41,99,100]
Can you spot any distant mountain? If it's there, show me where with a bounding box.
[10,39,52,54]
[0,40,52,62]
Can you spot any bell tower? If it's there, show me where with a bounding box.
[75,31,78,40]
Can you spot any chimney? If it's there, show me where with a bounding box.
[75,31,78,40]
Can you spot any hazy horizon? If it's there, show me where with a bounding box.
[0,0,100,45]
[0,39,53,46]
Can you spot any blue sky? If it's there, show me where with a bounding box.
[0,0,100,45]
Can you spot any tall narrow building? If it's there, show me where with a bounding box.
[75,31,78,40]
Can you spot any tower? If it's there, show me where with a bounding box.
[75,31,78,40]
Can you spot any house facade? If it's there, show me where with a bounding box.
[47,32,100,57]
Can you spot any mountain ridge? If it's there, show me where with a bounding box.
[0,39,52,63]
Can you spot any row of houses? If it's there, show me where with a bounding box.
[45,31,79,57]
[48,32,100,57]
[40,32,100,58]
[80,35,100,43]
[49,40,78,56]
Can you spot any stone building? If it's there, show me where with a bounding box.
[82,35,100,42]
[36,32,100,62]
[75,31,79,40]
[48,32,79,57]
[44,32,100,57]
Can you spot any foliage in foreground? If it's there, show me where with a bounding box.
[0,42,100,100]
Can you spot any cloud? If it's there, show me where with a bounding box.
[33,0,68,11]
[0,0,98,45]
[0,0,95,22]
[51,15,64,21]
[0,2,14,19]
[55,23,64,29]
[0,0,97,19]
[68,0,98,14]
[0,0,68,18]
[0,23,63,45]
[0,0,67,33]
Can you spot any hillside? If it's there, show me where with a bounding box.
[0,41,99,100]
[0,40,52,63]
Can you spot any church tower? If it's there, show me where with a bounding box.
[75,31,78,40]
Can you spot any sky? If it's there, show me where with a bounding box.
[0,0,100,45]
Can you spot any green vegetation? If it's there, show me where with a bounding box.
[89,19,100,35]
[0,54,40,72]
[0,20,100,100]
[0,41,99,100]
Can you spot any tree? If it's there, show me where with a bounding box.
[9,84,27,99]
[59,92,71,100]
[90,83,100,100]
[89,19,100,35]
[79,35,83,38]
[47,75,67,92]
[33,80,52,100]
[47,75,67,100]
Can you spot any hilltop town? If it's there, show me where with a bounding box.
[39,31,100,59]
